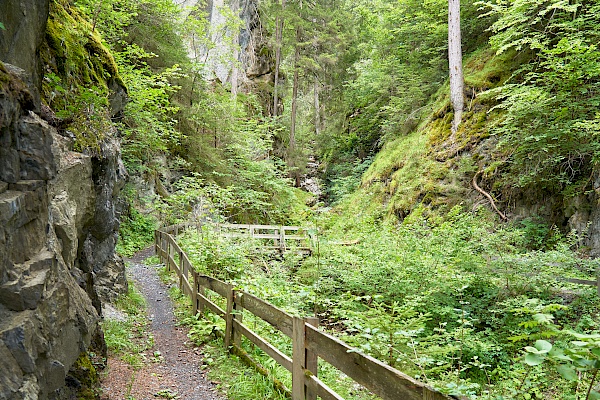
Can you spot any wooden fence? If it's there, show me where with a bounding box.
[218,223,312,253]
[162,222,312,253]
[155,225,456,400]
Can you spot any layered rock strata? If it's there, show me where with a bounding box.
[0,1,128,398]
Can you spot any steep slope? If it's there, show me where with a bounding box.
[345,42,600,253]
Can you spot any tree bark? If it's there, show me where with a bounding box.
[273,0,285,116]
[289,29,300,186]
[314,75,321,136]
[289,0,304,188]
[448,0,464,135]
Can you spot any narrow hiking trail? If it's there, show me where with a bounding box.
[100,248,224,400]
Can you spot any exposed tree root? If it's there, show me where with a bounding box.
[472,171,507,221]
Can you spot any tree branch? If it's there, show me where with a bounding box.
[472,171,507,221]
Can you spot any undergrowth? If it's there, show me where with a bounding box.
[102,282,154,368]
[169,205,600,399]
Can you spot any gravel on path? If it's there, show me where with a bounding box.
[100,247,225,400]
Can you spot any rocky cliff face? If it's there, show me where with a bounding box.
[0,1,128,398]
[182,0,272,95]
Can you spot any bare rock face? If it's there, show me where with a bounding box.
[0,65,99,399]
[0,0,49,109]
[0,6,128,395]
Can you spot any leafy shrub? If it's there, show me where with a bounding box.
[117,207,157,257]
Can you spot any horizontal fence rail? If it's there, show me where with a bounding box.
[161,222,312,253]
[155,226,457,400]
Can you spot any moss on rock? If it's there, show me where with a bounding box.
[69,352,100,400]
[41,0,125,153]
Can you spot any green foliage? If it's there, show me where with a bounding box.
[116,46,183,171]
[481,0,600,191]
[168,206,599,398]
[516,305,600,399]
[117,205,157,257]
[0,22,5,30]
[177,227,254,281]
[42,0,123,152]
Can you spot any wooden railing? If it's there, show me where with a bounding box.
[162,222,312,253]
[155,226,456,400]
[218,223,312,253]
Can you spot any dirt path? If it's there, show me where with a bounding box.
[100,247,224,400]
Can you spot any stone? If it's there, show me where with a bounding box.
[93,254,128,303]
[20,269,48,310]
[9,180,45,192]
[0,190,24,225]
[45,360,66,393]
[0,341,24,399]
[0,279,25,311]
[0,148,20,183]
[17,112,56,181]
[0,0,50,108]
[1,322,36,374]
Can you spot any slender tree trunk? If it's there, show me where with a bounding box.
[289,33,300,186]
[314,75,321,136]
[273,0,285,116]
[448,0,464,135]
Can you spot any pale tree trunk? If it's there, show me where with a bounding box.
[273,0,285,116]
[448,0,464,135]
[289,31,300,186]
[289,0,303,187]
[314,75,321,136]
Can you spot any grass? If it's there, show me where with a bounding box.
[101,281,154,368]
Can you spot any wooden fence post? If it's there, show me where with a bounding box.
[233,292,243,348]
[192,271,198,315]
[225,283,235,349]
[178,250,183,290]
[154,231,158,255]
[279,227,286,251]
[304,317,319,400]
[292,316,306,400]
[167,240,171,271]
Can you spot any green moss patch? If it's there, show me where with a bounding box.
[41,0,125,153]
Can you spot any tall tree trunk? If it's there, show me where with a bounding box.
[289,32,300,186]
[314,75,321,136]
[448,0,464,135]
[273,0,286,117]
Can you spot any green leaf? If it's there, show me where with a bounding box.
[0,22,5,30]
[571,341,589,347]
[556,365,577,381]
[592,348,600,357]
[524,353,545,366]
[589,391,600,400]
[525,346,540,354]
[534,340,553,354]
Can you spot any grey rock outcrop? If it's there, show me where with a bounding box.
[0,64,99,399]
[0,0,50,109]
[0,3,128,396]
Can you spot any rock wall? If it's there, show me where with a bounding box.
[0,1,128,398]
[181,0,273,94]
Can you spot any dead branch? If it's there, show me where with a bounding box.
[472,171,508,221]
